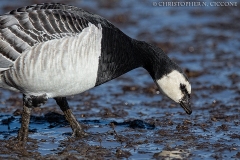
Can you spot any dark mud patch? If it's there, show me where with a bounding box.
[111,119,155,130]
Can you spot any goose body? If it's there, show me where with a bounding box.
[0,3,192,142]
[2,23,102,97]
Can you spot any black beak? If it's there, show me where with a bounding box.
[179,95,192,115]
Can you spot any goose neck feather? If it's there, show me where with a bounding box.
[132,39,183,81]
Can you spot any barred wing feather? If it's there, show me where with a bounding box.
[0,3,111,68]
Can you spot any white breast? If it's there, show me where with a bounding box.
[6,23,102,98]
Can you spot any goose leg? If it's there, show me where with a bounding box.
[17,97,32,142]
[54,97,87,137]
[17,94,48,142]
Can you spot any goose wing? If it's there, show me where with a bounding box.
[0,3,112,68]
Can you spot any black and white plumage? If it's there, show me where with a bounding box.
[0,3,192,142]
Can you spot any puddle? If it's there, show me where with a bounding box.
[0,0,240,159]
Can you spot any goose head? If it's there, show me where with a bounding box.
[156,70,192,114]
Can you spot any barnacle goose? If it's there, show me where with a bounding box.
[0,3,191,142]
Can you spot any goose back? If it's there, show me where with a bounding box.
[0,3,113,68]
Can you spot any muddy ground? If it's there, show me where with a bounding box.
[0,0,240,159]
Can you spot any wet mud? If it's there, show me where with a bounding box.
[0,0,240,159]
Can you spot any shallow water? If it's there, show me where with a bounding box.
[0,0,240,159]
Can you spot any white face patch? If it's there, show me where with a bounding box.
[156,70,191,103]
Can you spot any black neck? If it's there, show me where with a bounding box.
[95,27,180,86]
[132,40,181,80]
[95,27,141,86]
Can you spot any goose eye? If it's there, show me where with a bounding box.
[180,84,186,91]
[180,83,189,97]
